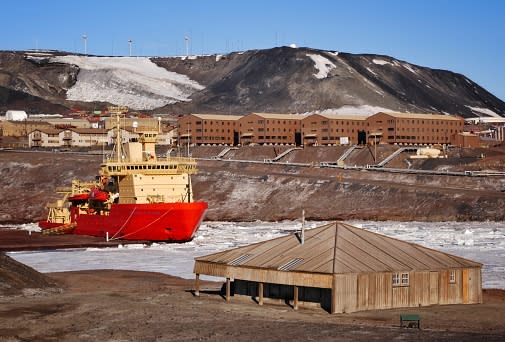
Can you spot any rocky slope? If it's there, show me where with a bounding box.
[1,147,505,225]
[1,47,504,117]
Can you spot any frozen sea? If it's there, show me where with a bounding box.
[6,220,505,289]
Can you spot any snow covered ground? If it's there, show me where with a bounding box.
[49,56,204,110]
[7,221,505,288]
[307,53,336,79]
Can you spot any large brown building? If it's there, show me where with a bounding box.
[367,112,464,145]
[176,112,465,147]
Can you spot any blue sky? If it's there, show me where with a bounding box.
[3,0,505,101]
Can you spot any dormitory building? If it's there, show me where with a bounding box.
[177,112,465,147]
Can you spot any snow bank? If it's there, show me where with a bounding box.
[465,105,501,118]
[306,53,336,79]
[51,56,204,110]
[310,105,392,116]
[372,59,392,66]
[8,220,505,288]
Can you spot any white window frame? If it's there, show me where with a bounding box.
[401,273,410,286]
[449,270,456,284]
[392,273,400,286]
[393,272,410,287]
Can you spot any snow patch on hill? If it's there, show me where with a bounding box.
[372,59,392,66]
[307,53,336,79]
[465,105,500,118]
[312,105,393,116]
[51,56,204,110]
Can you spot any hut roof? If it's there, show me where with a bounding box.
[195,222,481,274]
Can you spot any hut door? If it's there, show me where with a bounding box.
[429,272,439,304]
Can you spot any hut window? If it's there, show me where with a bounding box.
[392,273,400,286]
[401,273,410,285]
[228,254,253,266]
[278,258,304,271]
[393,272,410,286]
[449,270,456,283]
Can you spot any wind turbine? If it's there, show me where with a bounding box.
[81,34,88,55]
[128,39,133,56]
[184,36,189,57]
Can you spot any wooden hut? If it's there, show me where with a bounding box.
[193,222,482,313]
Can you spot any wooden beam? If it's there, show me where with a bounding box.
[194,273,200,297]
[293,285,299,310]
[258,282,264,306]
[226,277,231,302]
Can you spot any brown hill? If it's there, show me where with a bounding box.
[0,252,57,296]
[1,47,504,117]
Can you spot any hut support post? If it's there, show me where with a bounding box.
[258,282,264,306]
[293,285,299,310]
[194,274,200,297]
[226,278,231,302]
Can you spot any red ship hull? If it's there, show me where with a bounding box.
[75,202,208,241]
[40,202,208,242]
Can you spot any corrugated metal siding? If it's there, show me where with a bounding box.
[448,269,463,304]
[439,270,449,304]
[368,272,392,310]
[410,271,430,306]
[193,261,228,277]
[429,271,439,304]
[463,267,482,304]
[392,286,410,307]
[356,274,369,311]
[332,274,358,313]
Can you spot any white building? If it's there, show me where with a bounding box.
[5,110,28,121]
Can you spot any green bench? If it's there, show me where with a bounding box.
[400,314,421,329]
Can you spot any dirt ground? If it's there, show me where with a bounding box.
[0,270,504,341]
[2,148,505,225]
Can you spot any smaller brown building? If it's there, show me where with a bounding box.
[367,112,464,145]
[177,114,242,146]
[301,114,368,146]
[238,113,302,146]
[194,222,482,313]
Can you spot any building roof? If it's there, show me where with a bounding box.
[30,128,62,135]
[376,112,463,121]
[306,113,368,121]
[190,114,243,121]
[249,113,302,120]
[195,222,481,275]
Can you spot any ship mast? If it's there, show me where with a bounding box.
[108,106,127,164]
[116,112,122,163]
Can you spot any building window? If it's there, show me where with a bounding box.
[401,273,409,285]
[393,272,410,286]
[392,273,400,286]
[449,270,456,283]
